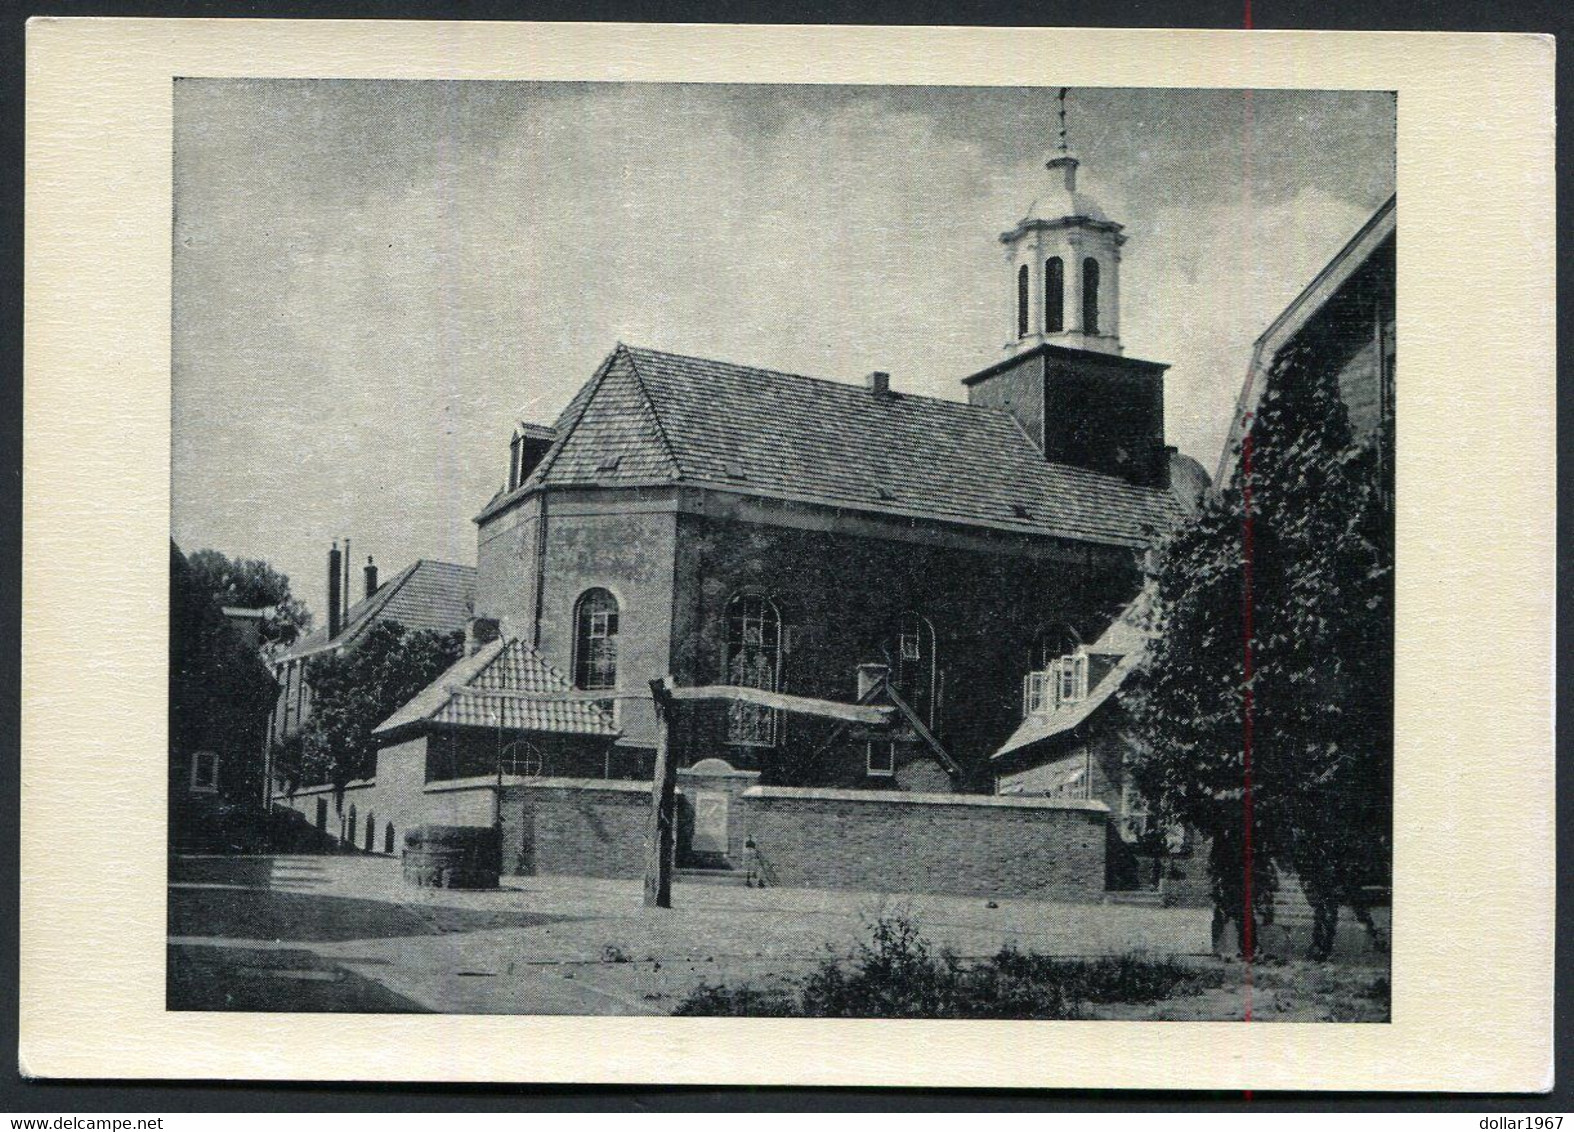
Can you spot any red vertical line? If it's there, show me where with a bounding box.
[1243,0,1253,29]
[1242,429,1255,1021]
[1240,87,1256,1026]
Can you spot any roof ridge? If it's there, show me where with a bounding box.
[336,559,424,648]
[526,347,625,487]
[622,343,996,417]
[618,346,686,480]
[410,558,478,573]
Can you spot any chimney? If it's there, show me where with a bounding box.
[363,555,378,600]
[342,537,351,624]
[326,541,342,640]
[866,371,891,397]
[465,617,502,656]
[857,662,890,700]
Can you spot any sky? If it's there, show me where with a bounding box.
[171,81,1395,626]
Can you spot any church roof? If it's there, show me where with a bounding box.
[478,344,1181,548]
[274,559,476,663]
[373,636,620,740]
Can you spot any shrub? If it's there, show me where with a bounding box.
[674,917,1218,1019]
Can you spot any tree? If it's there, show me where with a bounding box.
[186,548,312,655]
[1122,337,1392,960]
[294,620,464,790]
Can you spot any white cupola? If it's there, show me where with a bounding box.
[1001,89,1125,357]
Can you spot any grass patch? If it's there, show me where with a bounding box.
[674,915,1225,1019]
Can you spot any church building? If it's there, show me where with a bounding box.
[449,121,1192,792]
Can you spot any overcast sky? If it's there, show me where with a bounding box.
[171,80,1395,625]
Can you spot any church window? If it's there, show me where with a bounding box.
[725,593,781,747]
[1016,264,1029,338]
[1082,257,1101,334]
[1045,256,1065,332]
[573,588,619,691]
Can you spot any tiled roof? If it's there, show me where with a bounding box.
[275,559,476,663]
[481,345,1181,547]
[373,637,619,740]
[990,588,1152,762]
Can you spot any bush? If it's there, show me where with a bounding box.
[674,916,1219,1019]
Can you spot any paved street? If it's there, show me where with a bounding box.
[168,854,1213,1014]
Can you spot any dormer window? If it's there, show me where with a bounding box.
[1022,671,1052,716]
[1020,653,1089,717]
[1057,653,1089,703]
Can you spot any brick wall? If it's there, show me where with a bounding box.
[505,778,651,878]
[742,786,1108,901]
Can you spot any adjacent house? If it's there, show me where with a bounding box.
[169,542,279,851]
[1216,194,1395,503]
[267,551,476,759]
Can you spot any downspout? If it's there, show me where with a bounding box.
[530,491,549,649]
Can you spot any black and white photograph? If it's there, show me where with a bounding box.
[165,78,1397,1021]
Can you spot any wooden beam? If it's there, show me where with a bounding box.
[666,684,896,726]
[643,677,678,909]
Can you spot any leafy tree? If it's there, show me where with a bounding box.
[294,620,464,789]
[186,548,312,655]
[1122,337,1392,960]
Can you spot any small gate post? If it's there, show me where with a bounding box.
[644,676,679,908]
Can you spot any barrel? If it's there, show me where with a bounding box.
[401,824,502,889]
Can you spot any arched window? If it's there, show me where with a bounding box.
[725,593,781,747]
[1082,257,1100,334]
[346,804,357,848]
[1045,257,1065,333]
[364,812,375,852]
[573,588,619,690]
[1016,264,1030,339]
[894,611,938,728]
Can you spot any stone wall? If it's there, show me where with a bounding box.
[741,785,1109,901]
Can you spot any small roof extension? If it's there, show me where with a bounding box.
[373,636,620,743]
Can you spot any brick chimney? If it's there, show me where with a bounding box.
[363,555,378,600]
[866,371,891,396]
[326,541,342,640]
[465,617,502,656]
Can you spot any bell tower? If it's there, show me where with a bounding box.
[1002,89,1124,358]
[965,89,1169,489]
